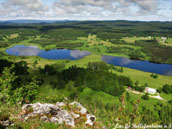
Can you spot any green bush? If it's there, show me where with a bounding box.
[150,73,159,79]
[162,84,172,94]
[142,93,149,100]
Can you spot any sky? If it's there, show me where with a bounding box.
[0,0,171,21]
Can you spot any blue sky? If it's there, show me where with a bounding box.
[0,0,171,21]
[42,0,55,6]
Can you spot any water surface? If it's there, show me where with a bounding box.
[6,45,90,60]
[102,55,172,76]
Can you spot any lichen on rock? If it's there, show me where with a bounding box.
[20,101,96,128]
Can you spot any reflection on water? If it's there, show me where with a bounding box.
[102,55,172,76]
[6,45,42,56]
[119,58,134,65]
[165,70,172,76]
[70,50,90,59]
[6,45,90,60]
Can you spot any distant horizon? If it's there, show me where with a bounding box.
[0,19,172,22]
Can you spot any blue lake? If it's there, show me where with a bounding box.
[6,45,172,76]
[6,45,91,60]
[102,55,172,76]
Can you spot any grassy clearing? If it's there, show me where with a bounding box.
[79,35,113,46]
[65,54,101,68]
[126,92,166,111]
[9,33,19,39]
[160,92,172,101]
[156,37,172,47]
[167,38,172,43]
[36,83,74,103]
[78,88,121,107]
[111,66,172,89]
[122,36,151,43]
[21,57,57,68]
[14,54,102,69]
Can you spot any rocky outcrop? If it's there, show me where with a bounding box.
[20,101,96,128]
[0,120,12,128]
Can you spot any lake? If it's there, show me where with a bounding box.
[6,45,172,76]
[6,45,91,60]
[102,55,172,76]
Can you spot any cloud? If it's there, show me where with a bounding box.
[70,50,90,59]
[7,46,42,56]
[0,0,170,21]
[119,58,134,65]
[128,0,157,13]
[101,55,115,63]
[165,69,172,76]
[0,0,49,17]
[52,0,158,18]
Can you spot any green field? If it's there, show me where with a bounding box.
[167,38,172,43]
[122,36,151,43]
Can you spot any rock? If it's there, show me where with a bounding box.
[71,111,80,118]
[80,107,87,114]
[40,116,49,122]
[56,110,75,127]
[103,126,108,129]
[0,120,12,128]
[20,101,96,128]
[21,104,33,115]
[85,114,96,126]
[56,102,65,107]
[22,103,60,116]
[69,101,87,114]
[22,104,33,110]
[50,117,59,123]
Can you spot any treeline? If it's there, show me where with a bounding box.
[107,46,134,55]
[0,62,43,105]
[106,39,172,64]
[135,40,172,64]
[39,62,133,97]
[0,59,28,75]
[158,84,172,94]
[1,21,172,45]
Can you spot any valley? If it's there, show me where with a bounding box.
[0,21,172,128]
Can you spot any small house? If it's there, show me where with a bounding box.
[161,37,167,42]
[145,87,156,94]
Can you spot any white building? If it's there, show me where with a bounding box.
[161,37,167,40]
[145,87,156,94]
[161,37,167,42]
